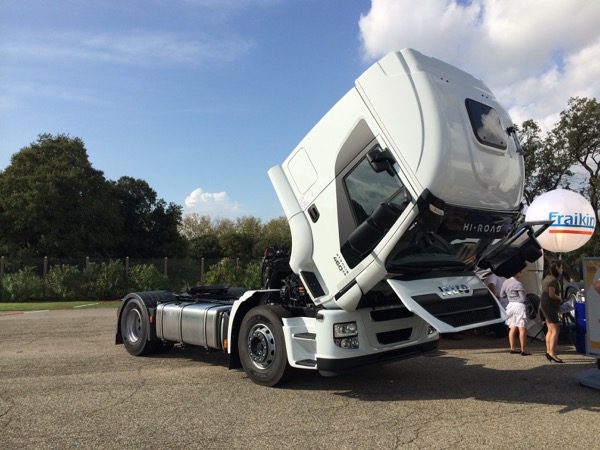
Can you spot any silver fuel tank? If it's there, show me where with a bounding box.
[155,302,231,350]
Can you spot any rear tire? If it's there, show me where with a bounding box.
[525,293,540,320]
[121,298,160,356]
[238,305,294,386]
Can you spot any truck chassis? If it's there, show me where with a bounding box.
[116,251,440,386]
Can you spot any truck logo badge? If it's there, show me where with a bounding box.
[462,223,503,233]
[438,284,470,296]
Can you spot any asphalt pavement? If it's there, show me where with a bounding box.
[0,308,598,449]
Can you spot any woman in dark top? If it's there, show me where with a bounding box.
[540,260,564,363]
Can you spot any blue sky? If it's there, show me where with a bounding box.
[1,0,599,221]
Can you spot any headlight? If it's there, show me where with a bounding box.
[333,322,359,349]
[333,322,358,338]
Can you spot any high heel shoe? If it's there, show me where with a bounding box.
[545,353,564,363]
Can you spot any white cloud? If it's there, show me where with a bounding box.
[500,37,600,131]
[359,0,600,132]
[359,0,482,65]
[1,80,115,108]
[184,187,241,218]
[0,31,255,66]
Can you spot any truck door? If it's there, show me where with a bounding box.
[339,144,414,269]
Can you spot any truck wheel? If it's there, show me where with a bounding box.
[121,298,159,356]
[238,305,294,386]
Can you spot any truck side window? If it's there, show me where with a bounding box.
[465,98,507,150]
[344,156,407,225]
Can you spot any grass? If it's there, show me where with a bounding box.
[0,300,121,312]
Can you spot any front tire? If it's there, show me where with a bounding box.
[238,305,294,386]
[121,298,160,356]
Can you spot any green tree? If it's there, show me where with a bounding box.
[111,176,186,257]
[519,97,600,274]
[552,97,600,225]
[254,216,291,256]
[235,216,262,236]
[189,234,222,259]
[147,199,187,257]
[218,231,253,259]
[178,213,216,239]
[234,216,263,258]
[552,97,600,261]
[0,134,121,257]
[213,217,235,236]
[178,213,291,260]
[520,120,573,205]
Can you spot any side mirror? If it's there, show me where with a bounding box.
[367,145,396,176]
[341,202,404,267]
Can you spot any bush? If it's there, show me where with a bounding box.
[24,261,168,301]
[203,258,238,286]
[86,260,128,300]
[46,264,85,299]
[128,264,166,291]
[0,258,261,302]
[240,261,262,290]
[1,267,45,301]
[202,258,261,289]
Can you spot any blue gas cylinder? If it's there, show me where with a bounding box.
[575,301,587,354]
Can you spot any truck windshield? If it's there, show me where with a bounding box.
[386,205,518,273]
[386,224,492,272]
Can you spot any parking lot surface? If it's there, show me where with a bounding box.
[0,308,598,449]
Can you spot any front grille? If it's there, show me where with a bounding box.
[412,288,500,327]
[376,328,412,344]
[370,307,414,322]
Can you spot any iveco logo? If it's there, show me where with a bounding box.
[438,284,470,296]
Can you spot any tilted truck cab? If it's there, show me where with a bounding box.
[116,49,543,386]
[269,48,534,322]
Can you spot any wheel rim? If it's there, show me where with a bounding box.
[125,308,143,344]
[247,323,275,370]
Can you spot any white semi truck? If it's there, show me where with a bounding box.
[116,48,546,386]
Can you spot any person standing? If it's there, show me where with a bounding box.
[485,272,507,337]
[486,272,508,309]
[501,270,530,355]
[540,260,564,363]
